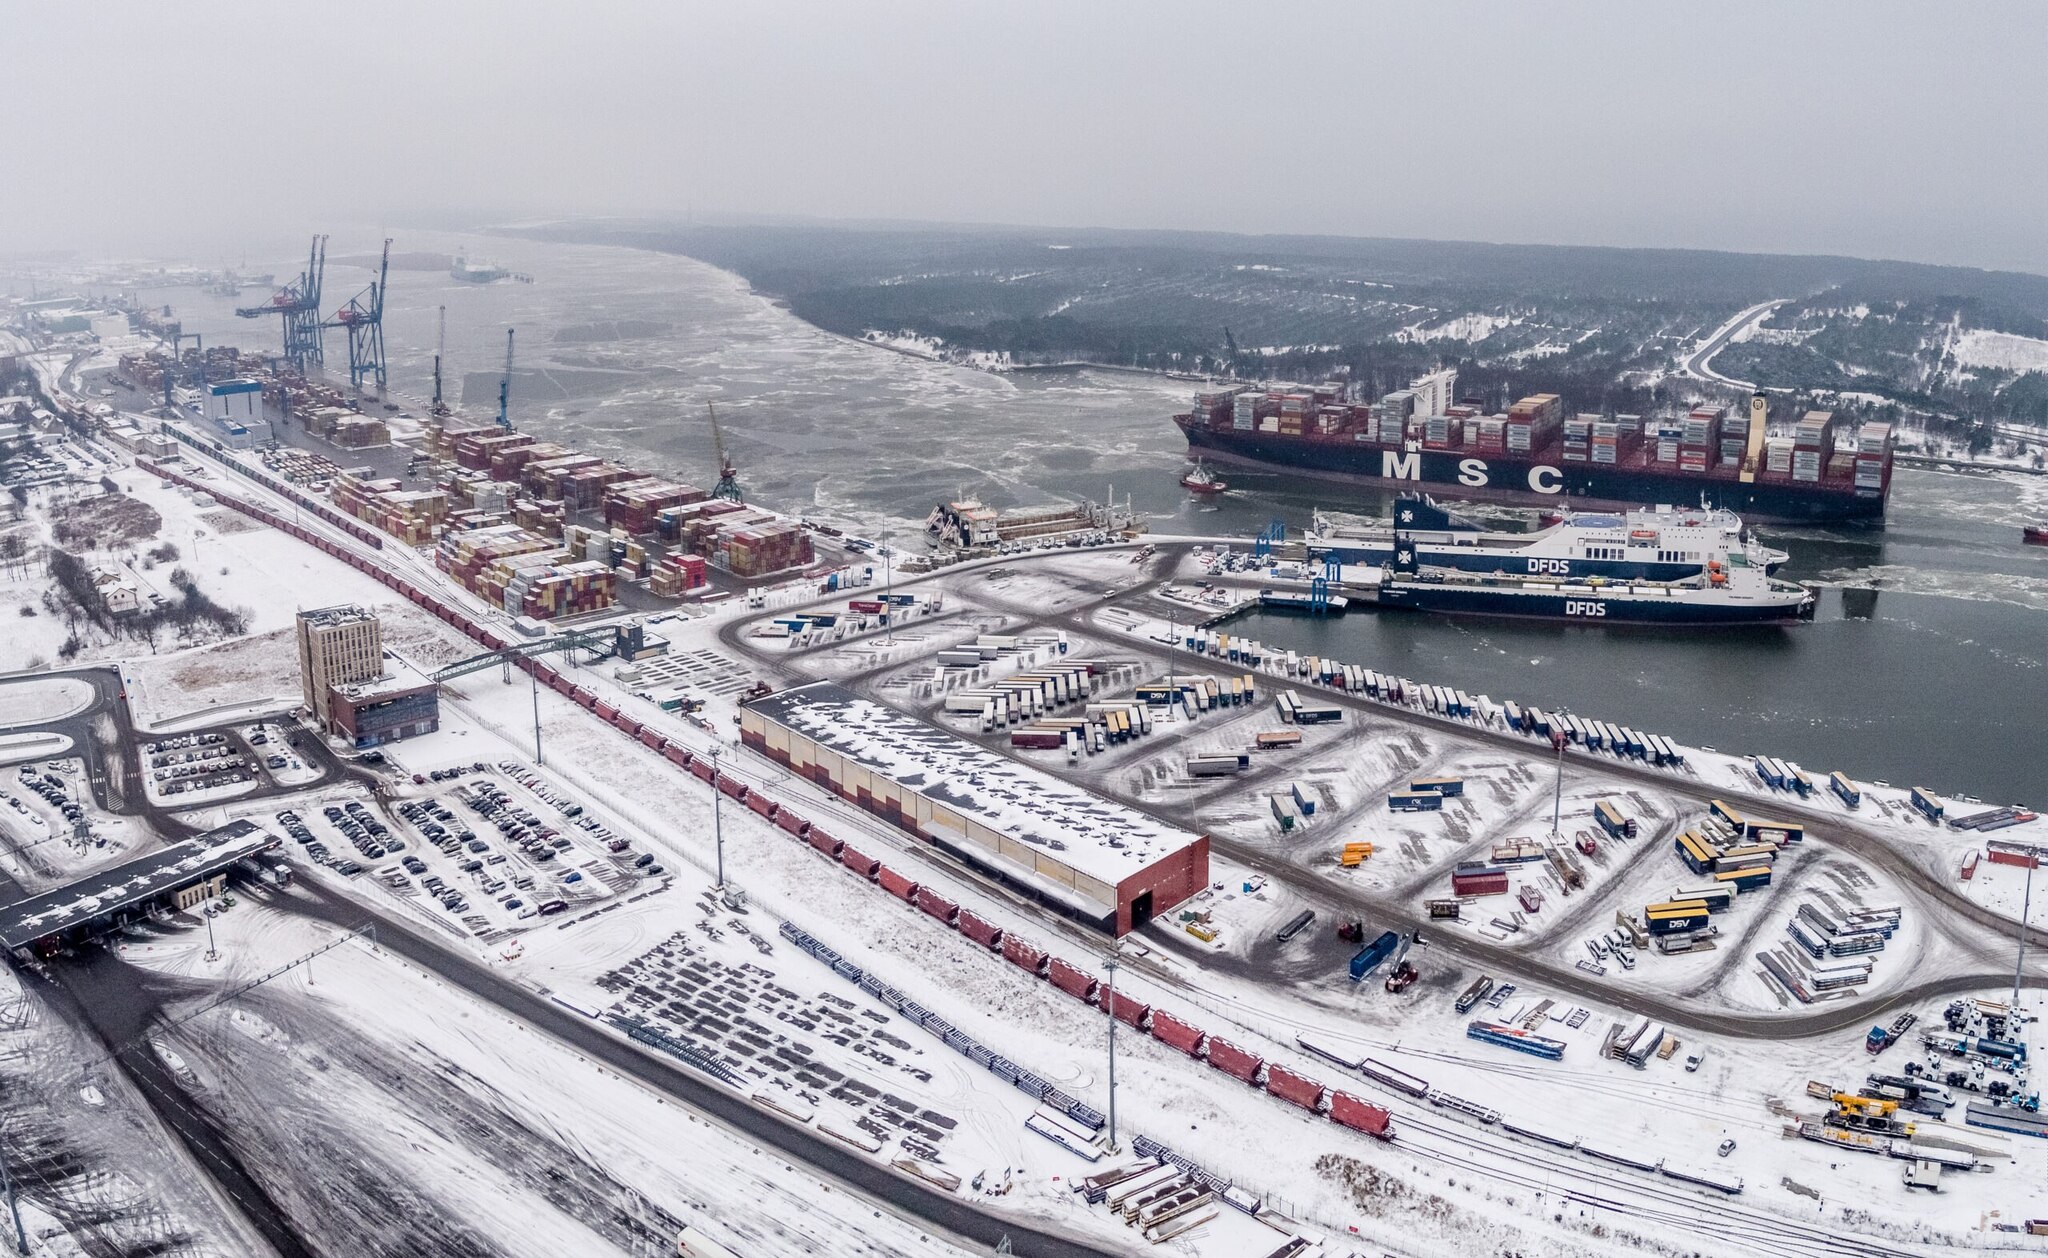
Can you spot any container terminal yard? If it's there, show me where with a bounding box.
[3,277,2046,1258]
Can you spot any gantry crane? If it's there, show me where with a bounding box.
[496,328,515,430]
[236,234,326,373]
[325,237,390,392]
[430,305,450,416]
[708,401,743,502]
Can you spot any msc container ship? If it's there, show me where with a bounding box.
[1173,371,1893,524]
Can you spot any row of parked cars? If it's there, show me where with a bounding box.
[494,763,662,876]
[16,765,86,825]
[277,808,367,877]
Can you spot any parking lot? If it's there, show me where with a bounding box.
[142,730,260,802]
[264,762,671,941]
[238,721,323,787]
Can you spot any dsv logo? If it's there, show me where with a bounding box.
[1564,600,1607,617]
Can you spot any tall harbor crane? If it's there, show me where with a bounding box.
[236,233,327,373]
[430,305,450,416]
[496,327,516,430]
[708,401,743,502]
[325,237,391,392]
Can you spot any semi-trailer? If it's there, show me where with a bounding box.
[1349,930,1401,981]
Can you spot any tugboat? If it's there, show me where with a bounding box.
[2025,524,2048,546]
[1181,460,1228,495]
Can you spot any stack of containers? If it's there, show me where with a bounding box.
[520,453,601,499]
[727,523,816,577]
[1467,416,1507,454]
[499,557,617,619]
[1379,390,1416,444]
[1316,404,1347,435]
[1855,422,1889,491]
[559,462,641,511]
[1231,393,1260,431]
[1192,389,1243,428]
[1422,414,1464,449]
[656,498,748,543]
[1506,394,1562,455]
[1792,410,1834,483]
[511,497,566,537]
[1718,407,1750,466]
[1590,417,1630,465]
[604,479,708,535]
[435,523,558,594]
[1651,417,1685,465]
[1561,414,1594,462]
[1276,394,1313,437]
[329,471,449,545]
[1680,406,1724,474]
[491,440,569,482]
[450,429,532,472]
[650,551,709,596]
[1765,436,1796,475]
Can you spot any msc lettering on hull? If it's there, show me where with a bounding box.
[1564,600,1607,617]
[1396,451,1564,494]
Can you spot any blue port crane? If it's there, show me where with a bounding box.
[496,327,515,430]
[235,234,326,374]
[325,237,390,392]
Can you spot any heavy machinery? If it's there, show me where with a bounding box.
[1384,960,1420,993]
[1825,1091,1914,1137]
[236,234,326,373]
[708,401,743,501]
[496,328,515,430]
[326,237,390,391]
[430,306,450,417]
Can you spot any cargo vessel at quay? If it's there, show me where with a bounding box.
[1174,372,1894,524]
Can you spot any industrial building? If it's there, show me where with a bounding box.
[203,378,270,447]
[327,666,440,748]
[296,604,384,726]
[0,820,278,958]
[740,681,1209,936]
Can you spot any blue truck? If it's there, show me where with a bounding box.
[1349,930,1401,982]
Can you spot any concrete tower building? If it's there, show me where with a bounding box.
[296,605,383,726]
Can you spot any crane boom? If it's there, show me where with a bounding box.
[708,401,743,502]
[432,305,447,414]
[497,328,515,430]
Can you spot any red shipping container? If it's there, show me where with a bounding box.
[774,810,810,838]
[877,866,919,903]
[1451,871,1508,897]
[1205,1037,1264,1084]
[838,846,880,879]
[915,887,960,926]
[1001,934,1049,977]
[1264,1065,1326,1112]
[1047,958,1099,1004]
[1329,1092,1394,1141]
[806,828,843,858]
[956,909,1003,950]
[745,794,777,820]
[1148,1011,1206,1057]
[1106,990,1150,1030]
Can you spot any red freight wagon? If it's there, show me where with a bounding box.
[1106,990,1150,1030]
[745,794,777,820]
[612,718,644,740]
[572,689,598,711]
[774,810,810,838]
[1148,1011,1206,1057]
[552,676,576,697]
[1264,1065,1327,1113]
[593,702,620,721]
[1328,1092,1395,1141]
[717,776,748,803]
[877,866,919,903]
[1046,958,1099,1004]
[638,729,664,750]
[915,887,960,927]
[662,745,692,769]
[838,846,881,879]
[689,759,717,784]
[956,909,1003,950]
[806,828,843,859]
[1205,1037,1264,1084]
[1002,935,1050,977]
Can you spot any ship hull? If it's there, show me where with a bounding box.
[1377,583,1810,625]
[1179,421,1886,524]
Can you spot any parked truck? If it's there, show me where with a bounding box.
[1349,930,1400,982]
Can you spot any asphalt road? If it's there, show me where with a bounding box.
[1681,299,1788,388]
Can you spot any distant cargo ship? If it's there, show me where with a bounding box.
[450,256,511,283]
[1174,373,1893,524]
[1309,496,1789,583]
[2025,524,2048,546]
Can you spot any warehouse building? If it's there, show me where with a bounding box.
[327,665,440,748]
[741,681,1209,936]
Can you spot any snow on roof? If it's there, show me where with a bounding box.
[749,681,1202,888]
[0,820,274,949]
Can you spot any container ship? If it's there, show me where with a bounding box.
[1173,372,1894,524]
[450,256,512,283]
[1308,496,1789,583]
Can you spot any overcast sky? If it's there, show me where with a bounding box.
[5,1,2045,272]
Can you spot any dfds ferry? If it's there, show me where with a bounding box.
[1309,496,1788,584]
